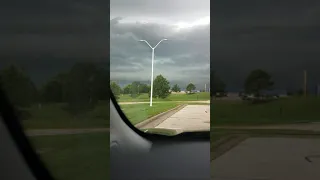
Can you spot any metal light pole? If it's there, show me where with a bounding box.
[139,39,168,106]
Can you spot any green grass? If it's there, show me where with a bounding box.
[120,102,181,125]
[212,97,320,126]
[142,128,179,136]
[29,132,109,180]
[117,92,210,102]
[21,103,109,129]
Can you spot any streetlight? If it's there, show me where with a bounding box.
[139,38,168,106]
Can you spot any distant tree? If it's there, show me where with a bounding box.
[130,81,141,97]
[171,84,181,92]
[186,83,196,94]
[152,75,171,98]
[64,62,105,113]
[212,71,226,95]
[123,84,132,94]
[96,69,109,100]
[296,88,304,96]
[110,81,121,99]
[139,83,150,93]
[0,65,38,107]
[244,69,274,96]
[41,79,64,103]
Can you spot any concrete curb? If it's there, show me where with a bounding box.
[135,104,187,129]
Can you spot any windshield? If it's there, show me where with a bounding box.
[110,0,210,136]
[0,1,109,180]
[211,0,320,179]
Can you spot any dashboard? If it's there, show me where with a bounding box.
[110,97,210,180]
[111,140,210,180]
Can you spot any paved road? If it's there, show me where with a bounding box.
[155,105,210,132]
[212,137,320,180]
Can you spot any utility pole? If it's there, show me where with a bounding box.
[304,70,307,97]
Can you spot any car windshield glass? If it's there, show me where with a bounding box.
[0,1,109,180]
[110,0,210,136]
[211,0,320,179]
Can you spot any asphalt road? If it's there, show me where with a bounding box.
[212,137,320,180]
[155,105,210,132]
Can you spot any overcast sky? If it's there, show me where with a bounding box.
[110,0,210,89]
[1,0,320,92]
[212,0,320,92]
[0,0,109,85]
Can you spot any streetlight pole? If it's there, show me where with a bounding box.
[139,39,168,106]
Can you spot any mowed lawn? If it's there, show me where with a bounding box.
[212,97,320,126]
[29,132,109,180]
[21,102,109,129]
[117,92,210,102]
[120,102,181,125]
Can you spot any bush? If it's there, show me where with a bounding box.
[16,109,32,120]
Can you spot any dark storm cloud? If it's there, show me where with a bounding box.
[110,0,210,89]
[212,0,320,92]
[110,21,210,88]
[0,0,109,86]
[110,0,210,21]
[0,0,109,58]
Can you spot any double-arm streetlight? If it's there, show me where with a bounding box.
[139,39,168,106]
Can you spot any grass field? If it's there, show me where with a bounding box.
[212,97,320,126]
[120,102,181,125]
[29,132,109,180]
[21,102,109,129]
[117,92,210,102]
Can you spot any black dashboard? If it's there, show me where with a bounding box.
[111,140,210,180]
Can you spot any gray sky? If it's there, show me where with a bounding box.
[110,0,210,89]
[2,0,320,92]
[0,0,109,85]
[212,0,320,92]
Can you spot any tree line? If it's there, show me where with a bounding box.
[1,64,305,112]
[110,75,199,99]
[212,69,308,98]
[0,63,202,112]
[0,62,109,114]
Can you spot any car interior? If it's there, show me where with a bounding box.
[110,93,211,180]
[0,87,54,180]
[0,87,210,180]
